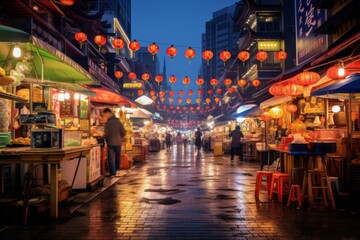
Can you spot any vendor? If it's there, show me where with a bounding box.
[229,125,244,161]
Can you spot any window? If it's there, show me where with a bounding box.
[257,15,282,32]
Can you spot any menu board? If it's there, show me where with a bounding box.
[79,96,88,119]
[60,97,73,117]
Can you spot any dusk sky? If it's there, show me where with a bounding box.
[132,0,236,98]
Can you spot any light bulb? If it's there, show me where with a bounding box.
[332,105,341,113]
[64,92,70,100]
[13,45,21,58]
[58,93,65,101]
[338,63,345,77]
[74,93,80,100]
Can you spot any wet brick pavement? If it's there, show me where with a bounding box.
[1,146,360,239]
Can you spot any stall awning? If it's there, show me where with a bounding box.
[89,87,137,107]
[260,95,293,109]
[233,104,259,118]
[125,107,153,119]
[0,25,99,85]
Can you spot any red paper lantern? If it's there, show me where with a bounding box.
[169,105,174,109]
[219,50,231,66]
[75,32,87,48]
[283,84,304,96]
[166,45,177,59]
[186,98,192,104]
[112,37,124,53]
[137,89,143,95]
[148,42,159,60]
[114,71,123,80]
[169,97,174,104]
[182,76,190,87]
[169,90,175,97]
[261,111,271,121]
[159,90,165,97]
[155,75,163,85]
[94,35,106,50]
[184,47,196,64]
[217,88,223,95]
[129,40,140,53]
[237,79,246,88]
[61,0,74,6]
[149,90,156,96]
[178,90,184,97]
[224,78,232,87]
[256,50,268,63]
[202,49,213,65]
[176,106,180,110]
[196,98,201,104]
[163,105,167,109]
[295,71,321,86]
[275,49,287,61]
[177,98,183,105]
[286,103,298,113]
[252,79,260,88]
[269,84,284,96]
[196,78,204,87]
[327,65,348,80]
[169,75,177,86]
[151,95,157,101]
[205,98,211,104]
[141,72,150,81]
[238,50,250,64]
[214,97,220,104]
[128,72,136,80]
[198,89,203,96]
[210,78,219,89]
[188,90,194,96]
[207,89,213,95]
[228,87,235,94]
[160,97,165,103]
[196,106,201,110]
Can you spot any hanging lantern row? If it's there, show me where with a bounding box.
[183,76,190,87]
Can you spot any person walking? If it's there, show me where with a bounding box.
[183,134,188,148]
[195,128,202,152]
[229,125,244,161]
[175,132,183,147]
[103,108,126,176]
[165,132,172,150]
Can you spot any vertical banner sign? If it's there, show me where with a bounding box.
[295,0,327,66]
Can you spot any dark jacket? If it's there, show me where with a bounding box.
[229,129,244,148]
[104,115,126,146]
[165,134,172,143]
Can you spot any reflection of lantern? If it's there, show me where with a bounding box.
[228,87,235,94]
[166,45,177,59]
[112,37,124,53]
[224,78,232,87]
[252,79,260,88]
[114,71,123,80]
[169,97,174,104]
[207,89,213,95]
[261,111,271,121]
[159,90,165,97]
[94,35,106,50]
[188,89,194,96]
[137,89,143,95]
[182,76,190,87]
[196,98,201,104]
[142,72,150,81]
[75,32,87,49]
[186,98,191,104]
[205,98,211,104]
[147,42,159,60]
[129,40,141,53]
[286,104,298,113]
[238,50,250,65]
[184,47,196,64]
[210,78,218,89]
[196,78,204,87]
[155,75,163,85]
[295,71,320,86]
[177,98,183,105]
[149,90,156,96]
[214,97,220,104]
[169,90,175,97]
[217,88,223,95]
[269,107,284,119]
[169,75,177,86]
[283,84,303,96]
[269,84,284,96]
[219,50,231,66]
[178,90,184,97]
[128,72,136,80]
[275,49,287,61]
[237,79,246,88]
[202,49,213,66]
[198,89,203,96]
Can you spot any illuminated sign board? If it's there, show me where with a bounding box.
[123,82,142,89]
[257,41,281,51]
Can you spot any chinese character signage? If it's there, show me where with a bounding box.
[295,0,327,66]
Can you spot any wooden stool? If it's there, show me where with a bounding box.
[307,170,335,208]
[255,171,273,198]
[287,184,302,207]
[270,173,290,203]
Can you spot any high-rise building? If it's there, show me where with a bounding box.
[201,4,238,89]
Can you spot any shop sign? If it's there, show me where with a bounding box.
[257,41,281,51]
[295,0,328,66]
[123,82,142,89]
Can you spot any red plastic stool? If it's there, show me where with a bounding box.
[287,184,302,207]
[255,171,273,198]
[270,173,290,203]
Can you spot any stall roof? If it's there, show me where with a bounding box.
[89,87,137,107]
[260,95,293,109]
[125,107,153,119]
[233,104,259,118]
[0,25,99,85]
